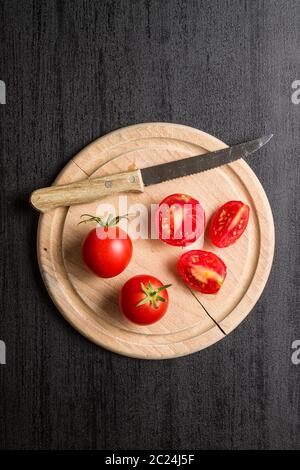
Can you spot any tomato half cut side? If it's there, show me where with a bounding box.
[156,193,206,247]
[177,250,227,294]
[209,200,250,248]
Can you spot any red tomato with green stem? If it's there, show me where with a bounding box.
[80,214,133,278]
[177,250,227,294]
[119,275,171,325]
[156,193,205,247]
[209,201,250,248]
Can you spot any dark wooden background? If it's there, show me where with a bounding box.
[0,0,299,450]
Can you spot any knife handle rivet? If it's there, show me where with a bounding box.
[128,175,135,183]
[105,180,112,188]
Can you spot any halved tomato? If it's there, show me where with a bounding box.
[209,201,250,248]
[177,250,227,294]
[156,193,205,247]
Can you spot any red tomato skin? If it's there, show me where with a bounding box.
[81,226,132,278]
[209,201,250,248]
[177,250,227,294]
[119,275,169,325]
[157,193,206,247]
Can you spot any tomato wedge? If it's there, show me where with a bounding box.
[156,193,205,247]
[177,250,227,294]
[209,201,250,248]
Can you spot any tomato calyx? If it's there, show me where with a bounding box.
[79,213,131,228]
[136,282,172,310]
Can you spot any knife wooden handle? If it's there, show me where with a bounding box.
[30,169,144,213]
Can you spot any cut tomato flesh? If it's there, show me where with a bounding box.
[190,265,224,286]
[177,250,227,294]
[228,205,247,232]
[209,201,250,248]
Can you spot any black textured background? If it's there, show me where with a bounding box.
[0,0,300,450]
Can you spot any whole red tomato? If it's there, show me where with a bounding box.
[81,214,133,278]
[156,193,205,247]
[119,275,171,325]
[209,200,250,248]
[177,250,227,294]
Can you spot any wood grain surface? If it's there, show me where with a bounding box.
[37,123,274,359]
[0,0,300,450]
[31,168,144,212]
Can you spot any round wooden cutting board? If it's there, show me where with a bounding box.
[37,123,275,359]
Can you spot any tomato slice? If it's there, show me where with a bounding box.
[157,193,205,247]
[177,250,227,294]
[209,201,250,248]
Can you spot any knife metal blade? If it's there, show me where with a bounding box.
[141,134,273,186]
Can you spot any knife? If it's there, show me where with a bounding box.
[30,134,273,212]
